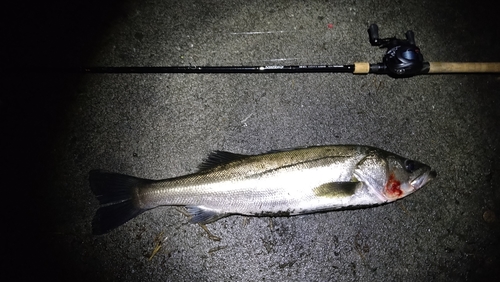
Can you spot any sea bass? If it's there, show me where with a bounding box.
[90,145,436,235]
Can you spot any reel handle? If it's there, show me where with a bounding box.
[368,24,380,46]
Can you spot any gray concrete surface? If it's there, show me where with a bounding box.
[3,0,500,281]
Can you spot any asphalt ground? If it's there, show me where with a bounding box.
[2,0,500,281]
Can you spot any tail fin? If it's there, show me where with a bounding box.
[89,170,153,235]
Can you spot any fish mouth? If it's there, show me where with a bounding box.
[410,169,437,189]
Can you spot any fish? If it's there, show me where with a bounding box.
[90,145,436,235]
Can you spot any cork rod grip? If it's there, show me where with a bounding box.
[428,62,500,73]
[353,62,370,74]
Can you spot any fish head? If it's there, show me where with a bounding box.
[354,150,436,203]
[383,155,436,201]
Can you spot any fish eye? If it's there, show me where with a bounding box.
[404,160,416,173]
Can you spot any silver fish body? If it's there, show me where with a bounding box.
[90,145,436,235]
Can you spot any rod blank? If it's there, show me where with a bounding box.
[73,65,355,74]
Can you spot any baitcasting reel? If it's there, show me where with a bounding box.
[367,24,424,77]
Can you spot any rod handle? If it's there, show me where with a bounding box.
[428,62,500,73]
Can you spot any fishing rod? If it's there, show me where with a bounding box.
[46,24,500,78]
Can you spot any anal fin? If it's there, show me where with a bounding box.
[185,206,228,224]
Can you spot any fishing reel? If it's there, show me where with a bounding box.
[368,24,424,77]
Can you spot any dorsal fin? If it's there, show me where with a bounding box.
[266,146,307,154]
[198,151,249,171]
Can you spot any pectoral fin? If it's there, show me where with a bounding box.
[313,182,362,198]
[185,206,228,224]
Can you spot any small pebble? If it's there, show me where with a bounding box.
[483,210,496,223]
